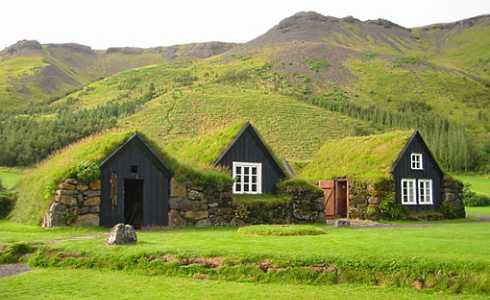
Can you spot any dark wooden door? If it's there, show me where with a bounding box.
[319,180,335,218]
[336,180,348,218]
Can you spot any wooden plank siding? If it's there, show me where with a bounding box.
[100,135,172,227]
[392,132,443,211]
[214,124,285,194]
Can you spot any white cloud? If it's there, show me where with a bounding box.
[1,0,489,49]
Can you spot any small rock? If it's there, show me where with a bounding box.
[58,182,76,190]
[89,206,100,213]
[107,224,137,245]
[208,202,219,208]
[412,279,424,290]
[184,210,208,220]
[195,219,211,227]
[77,184,89,192]
[83,190,101,198]
[89,180,101,190]
[84,196,101,206]
[55,189,78,196]
[335,219,351,227]
[65,178,79,185]
[169,209,186,226]
[55,194,78,206]
[79,207,89,214]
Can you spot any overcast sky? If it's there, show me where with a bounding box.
[1,0,489,50]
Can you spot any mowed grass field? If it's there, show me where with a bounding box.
[0,268,486,300]
[1,221,490,298]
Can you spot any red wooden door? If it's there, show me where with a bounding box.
[336,180,348,218]
[319,180,335,218]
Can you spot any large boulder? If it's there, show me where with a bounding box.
[107,224,137,245]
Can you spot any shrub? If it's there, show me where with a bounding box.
[71,161,100,184]
[378,195,407,220]
[216,70,250,83]
[463,184,490,207]
[0,191,14,219]
[238,224,326,236]
[173,73,198,87]
[232,195,291,224]
[0,180,15,219]
[305,58,330,72]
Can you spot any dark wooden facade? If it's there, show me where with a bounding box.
[213,123,286,194]
[392,131,443,211]
[99,134,172,227]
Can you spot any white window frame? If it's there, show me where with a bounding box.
[410,153,423,170]
[232,162,262,194]
[401,179,417,205]
[418,179,433,205]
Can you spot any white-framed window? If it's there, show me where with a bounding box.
[401,179,417,205]
[232,162,262,194]
[411,153,423,170]
[418,179,433,205]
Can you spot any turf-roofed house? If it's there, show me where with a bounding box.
[213,122,287,195]
[98,134,172,228]
[14,123,325,228]
[300,130,465,220]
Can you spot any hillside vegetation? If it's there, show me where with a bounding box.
[0,40,235,110]
[0,12,489,172]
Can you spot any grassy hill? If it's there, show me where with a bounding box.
[0,40,235,110]
[0,12,489,172]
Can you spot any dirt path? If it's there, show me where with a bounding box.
[0,264,30,278]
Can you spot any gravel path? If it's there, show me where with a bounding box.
[0,264,30,278]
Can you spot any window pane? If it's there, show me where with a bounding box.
[235,166,241,174]
[251,176,257,183]
[244,184,249,192]
[244,167,249,175]
[235,184,241,192]
[251,185,257,192]
[251,167,257,175]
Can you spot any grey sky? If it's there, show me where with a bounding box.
[1,0,489,50]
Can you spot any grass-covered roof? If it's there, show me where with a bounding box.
[11,129,232,224]
[166,121,288,176]
[299,130,414,182]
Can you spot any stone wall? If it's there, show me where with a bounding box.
[42,178,101,227]
[169,179,325,227]
[168,179,235,227]
[440,177,465,218]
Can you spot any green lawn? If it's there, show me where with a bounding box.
[44,222,489,268]
[0,268,485,300]
[466,206,490,218]
[455,174,490,196]
[0,167,23,189]
[1,221,490,295]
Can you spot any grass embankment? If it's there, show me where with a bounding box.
[1,269,486,300]
[455,174,490,196]
[11,130,134,224]
[238,224,327,236]
[0,167,23,189]
[1,221,489,294]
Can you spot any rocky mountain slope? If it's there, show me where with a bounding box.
[0,40,236,109]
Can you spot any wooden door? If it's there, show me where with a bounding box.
[336,180,348,218]
[319,180,335,218]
